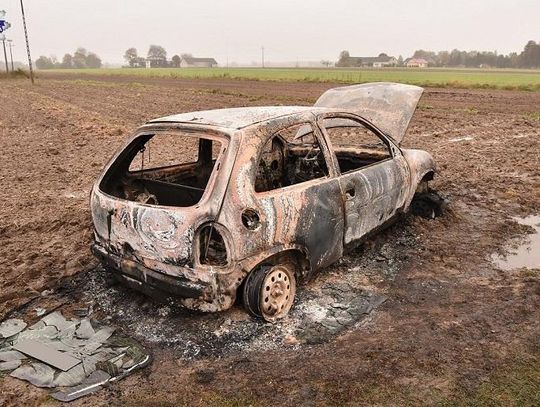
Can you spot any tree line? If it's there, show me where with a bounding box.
[123,45,190,68]
[35,48,102,69]
[337,40,540,68]
[410,40,540,68]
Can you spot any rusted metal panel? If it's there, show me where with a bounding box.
[148,106,324,129]
[314,82,424,143]
[217,111,344,272]
[337,156,409,244]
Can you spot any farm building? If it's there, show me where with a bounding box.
[180,56,218,68]
[406,58,429,68]
[145,55,168,68]
[348,55,397,67]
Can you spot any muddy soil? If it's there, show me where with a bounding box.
[0,75,539,406]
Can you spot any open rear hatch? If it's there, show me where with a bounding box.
[315,82,424,144]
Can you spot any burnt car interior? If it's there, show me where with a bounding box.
[322,117,392,173]
[99,132,223,207]
[255,123,329,192]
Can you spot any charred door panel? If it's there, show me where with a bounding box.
[339,158,406,244]
[218,113,345,272]
[256,179,344,271]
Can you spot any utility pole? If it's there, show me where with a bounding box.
[261,46,265,68]
[7,39,14,71]
[2,37,8,73]
[19,0,34,83]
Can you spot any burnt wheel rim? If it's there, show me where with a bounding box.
[260,266,295,321]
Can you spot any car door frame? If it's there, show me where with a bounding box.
[247,115,346,273]
[315,111,411,246]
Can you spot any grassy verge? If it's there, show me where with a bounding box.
[441,358,540,407]
[42,67,540,91]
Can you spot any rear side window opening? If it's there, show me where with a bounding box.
[99,130,226,207]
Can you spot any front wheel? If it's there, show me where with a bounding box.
[243,263,296,322]
[411,190,446,219]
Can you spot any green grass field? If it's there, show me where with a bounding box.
[44,67,540,91]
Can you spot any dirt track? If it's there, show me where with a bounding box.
[0,75,539,405]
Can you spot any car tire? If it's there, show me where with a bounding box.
[411,191,446,219]
[243,263,296,322]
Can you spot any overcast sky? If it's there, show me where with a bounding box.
[1,0,539,65]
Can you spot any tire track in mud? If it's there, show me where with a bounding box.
[0,82,126,318]
[25,79,312,129]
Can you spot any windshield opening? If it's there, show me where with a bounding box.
[99,130,225,207]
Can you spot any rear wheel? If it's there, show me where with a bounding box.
[243,263,296,322]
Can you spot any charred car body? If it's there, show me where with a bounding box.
[91,82,438,321]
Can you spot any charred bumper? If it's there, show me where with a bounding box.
[91,243,209,299]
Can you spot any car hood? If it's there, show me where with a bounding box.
[314,82,424,144]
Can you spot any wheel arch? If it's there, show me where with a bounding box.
[420,170,435,183]
[239,245,311,280]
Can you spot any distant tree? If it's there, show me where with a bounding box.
[448,49,463,66]
[413,49,436,60]
[399,41,539,69]
[61,53,73,68]
[147,45,167,67]
[124,47,138,67]
[397,55,404,66]
[508,52,520,68]
[520,40,540,68]
[378,52,388,57]
[35,56,55,69]
[86,52,102,68]
[336,50,350,67]
[320,59,332,67]
[437,51,450,67]
[73,48,88,68]
[172,54,181,67]
[496,54,509,68]
[180,53,193,60]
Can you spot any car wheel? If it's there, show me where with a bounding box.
[243,263,296,322]
[411,191,446,219]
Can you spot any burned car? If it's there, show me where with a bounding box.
[91,82,439,321]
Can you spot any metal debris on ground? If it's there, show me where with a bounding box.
[14,339,81,371]
[0,318,27,338]
[0,311,150,401]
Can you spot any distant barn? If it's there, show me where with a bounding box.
[338,54,397,68]
[353,55,397,68]
[180,56,218,68]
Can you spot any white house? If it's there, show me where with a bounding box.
[406,58,429,68]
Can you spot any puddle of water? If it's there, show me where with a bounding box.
[449,136,474,143]
[492,215,540,270]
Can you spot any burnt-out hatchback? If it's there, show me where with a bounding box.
[91,82,440,321]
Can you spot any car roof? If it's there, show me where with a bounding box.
[147,106,333,129]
